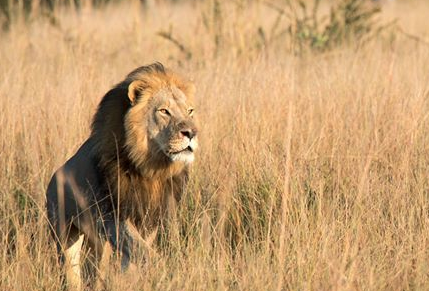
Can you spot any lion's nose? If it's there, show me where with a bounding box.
[180,129,196,139]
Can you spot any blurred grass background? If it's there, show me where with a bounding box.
[1,0,429,290]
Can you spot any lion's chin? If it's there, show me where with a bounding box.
[169,150,195,164]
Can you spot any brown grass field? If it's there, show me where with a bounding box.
[1,0,429,290]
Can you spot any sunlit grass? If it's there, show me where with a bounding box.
[1,1,429,290]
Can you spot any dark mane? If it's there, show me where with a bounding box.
[86,63,194,222]
[125,62,166,80]
[45,63,196,286]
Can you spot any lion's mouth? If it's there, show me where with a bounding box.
[167,145,195,164]
[163,137,197,164]
[170,146,193,155]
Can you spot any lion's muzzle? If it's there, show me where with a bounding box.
[180,128,197,140]
[167,124,198,164]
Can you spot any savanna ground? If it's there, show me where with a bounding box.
[1,0,429,290]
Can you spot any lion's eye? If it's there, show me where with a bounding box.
[159,109,170,116]
[188,108,194,116]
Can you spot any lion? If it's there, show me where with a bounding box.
[45,63,198,290]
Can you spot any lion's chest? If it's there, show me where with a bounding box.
[119,177,175,222]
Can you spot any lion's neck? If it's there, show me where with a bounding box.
[107,158,188,226]
[94,142,188,225]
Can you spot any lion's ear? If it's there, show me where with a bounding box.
[128,80,144,105]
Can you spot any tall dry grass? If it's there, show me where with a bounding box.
[1,0,429,290]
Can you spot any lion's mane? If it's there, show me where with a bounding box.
[90,63,195,226]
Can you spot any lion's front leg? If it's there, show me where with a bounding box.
[97,218,158,271]
[98,219,139,271]
[125,219,158,254]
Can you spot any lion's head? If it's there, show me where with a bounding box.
[124,64,198,168]
[91,63,198,177]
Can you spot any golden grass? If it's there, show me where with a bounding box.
[1,1,429,290]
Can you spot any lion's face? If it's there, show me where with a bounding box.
[136,86,198,164]
[123,68,198,169]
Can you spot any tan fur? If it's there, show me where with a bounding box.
[46,63,198,289]
[64,235,84,291]
[90,63,196,230]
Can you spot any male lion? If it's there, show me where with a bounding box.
[46,63,198,289]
